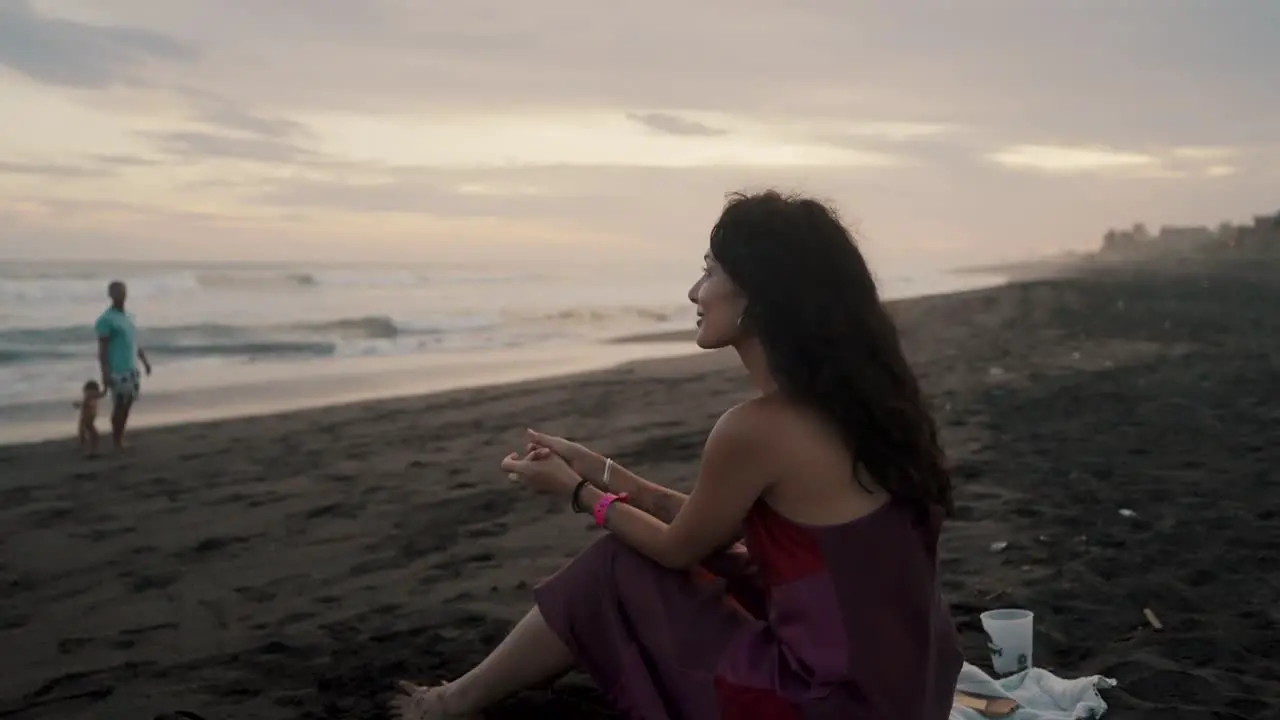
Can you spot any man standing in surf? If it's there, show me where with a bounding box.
[96,281,151,451]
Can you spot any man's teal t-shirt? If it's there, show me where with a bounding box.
[95,308,137,374]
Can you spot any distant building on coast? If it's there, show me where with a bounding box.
[1099,209,1279,259]
[1235,211,1280,252]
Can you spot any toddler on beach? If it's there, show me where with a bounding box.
[73,380,105,457]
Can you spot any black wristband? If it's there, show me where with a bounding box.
[570,478,591,513]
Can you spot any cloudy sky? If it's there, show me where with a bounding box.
[1,0,1277,270]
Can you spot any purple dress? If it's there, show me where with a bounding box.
[534,499,963,719]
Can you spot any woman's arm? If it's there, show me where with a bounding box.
[527,430,692,524]
[589,460,689,525]
[579,405,771,570]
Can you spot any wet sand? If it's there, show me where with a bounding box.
[2,259,1278,719]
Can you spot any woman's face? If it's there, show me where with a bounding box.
[688,251,747,349]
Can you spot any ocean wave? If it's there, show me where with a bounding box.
[155,341,339,358]
[0,347,84,363]
[0,267,529,303]
[193,271,321,289]
[0,315,407,343]
[503,304,687,325]
[0,300,692,368]
[0,315,439,365]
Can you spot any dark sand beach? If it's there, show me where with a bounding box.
[2,260,1278,719]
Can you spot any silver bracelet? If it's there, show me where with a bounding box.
[603,457,615,488]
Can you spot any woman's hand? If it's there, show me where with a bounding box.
[501,448,582,497]
[524,429,606,482]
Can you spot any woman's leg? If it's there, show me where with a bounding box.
[446,606,575,711]
[394,534,752,718]
[392,605,575,718]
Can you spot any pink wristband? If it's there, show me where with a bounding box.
[592,492,630,528]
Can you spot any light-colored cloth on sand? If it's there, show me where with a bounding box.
[952,662,1117,720]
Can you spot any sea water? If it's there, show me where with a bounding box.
[0,260,1003,443]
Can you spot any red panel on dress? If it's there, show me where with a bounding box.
[744,503,827,586]
[714,675,802,720]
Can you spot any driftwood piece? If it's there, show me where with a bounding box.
[1143,607,1164,630]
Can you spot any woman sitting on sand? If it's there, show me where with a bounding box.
[391,191,964,719]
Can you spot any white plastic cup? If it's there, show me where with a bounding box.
[980,608,1034,675]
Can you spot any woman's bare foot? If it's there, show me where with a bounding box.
[389,681,478,719]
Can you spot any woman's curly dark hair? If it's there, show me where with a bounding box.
[710,190,954,516]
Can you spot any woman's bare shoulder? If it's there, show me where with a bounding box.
[709,398,774,445]
[715,395,806,433]
[714,396,836,458]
